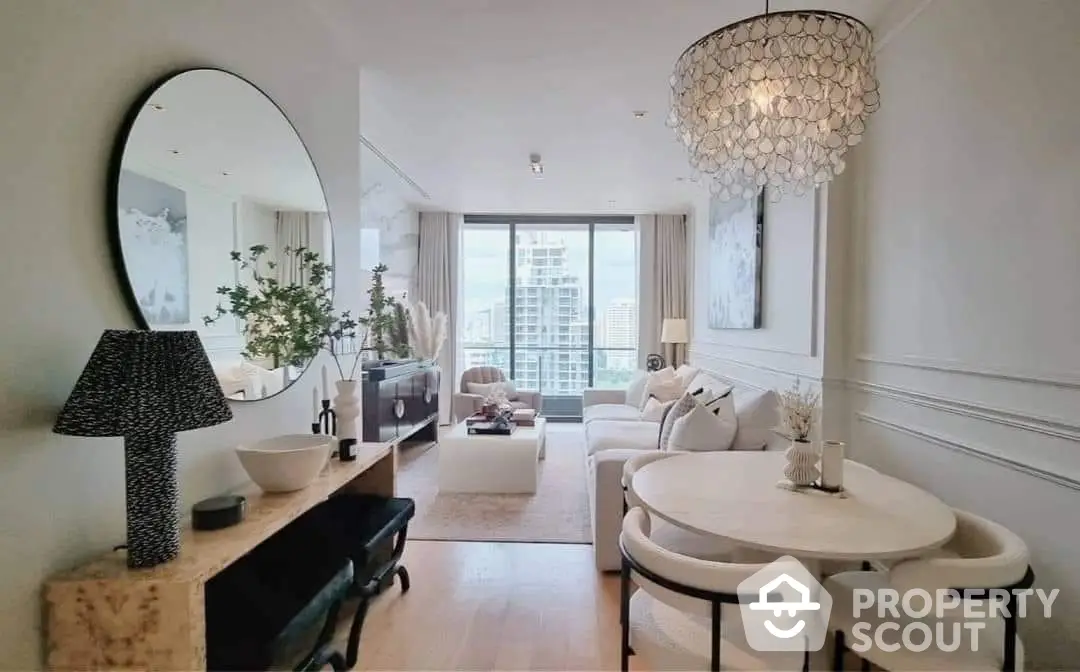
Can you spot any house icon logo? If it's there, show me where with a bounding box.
[738,557,832,653]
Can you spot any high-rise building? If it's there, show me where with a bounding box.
[511,231,589,396]
[602,299,637,371]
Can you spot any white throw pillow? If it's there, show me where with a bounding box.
[658,391,699,451]
[645,376,683,404]
[674,364,700,391]
[668,397,738,452]
[640,396,677,423]
[625,370,649,409]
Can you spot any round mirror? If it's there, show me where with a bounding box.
[109,68,332,402]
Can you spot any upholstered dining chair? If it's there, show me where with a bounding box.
[826,508,1033,672]
[622,452,737,561]
[452,366,542,423]
[620,507,808,672]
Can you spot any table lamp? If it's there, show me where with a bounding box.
[53,330,233,568]
[660,318,689,368]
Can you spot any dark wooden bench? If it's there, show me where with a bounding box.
[205,525,353,670]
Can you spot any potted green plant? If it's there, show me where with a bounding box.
[203,245,333,380]
[359,263,413,362]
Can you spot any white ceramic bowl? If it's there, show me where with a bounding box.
[235,434,332,493]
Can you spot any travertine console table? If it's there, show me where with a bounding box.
[44,441,397,670]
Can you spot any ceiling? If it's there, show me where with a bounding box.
[125,69,327,212]
[324,0,894,214]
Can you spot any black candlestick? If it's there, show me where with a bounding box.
[311,421,321,435]
[319,399,336,436]
[338,438,357,462]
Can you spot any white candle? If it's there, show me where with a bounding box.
[321,365,329,400]
[820,440,845,491]
[312,387,319,423]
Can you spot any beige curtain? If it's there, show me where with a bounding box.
[275,211,318,285]
[637,214,688,368]
[416,211,461,424]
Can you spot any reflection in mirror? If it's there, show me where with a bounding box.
[113,69,332,401]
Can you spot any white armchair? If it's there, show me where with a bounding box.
[452,366,542,423]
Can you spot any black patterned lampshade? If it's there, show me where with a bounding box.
[54,330,232,569]
[54,329,233,437]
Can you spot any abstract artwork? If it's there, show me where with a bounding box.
[117,170,190,325]
[707,189,764,329]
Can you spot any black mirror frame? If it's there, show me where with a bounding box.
[106,66,335,402]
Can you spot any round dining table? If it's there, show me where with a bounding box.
[630,451,956,562]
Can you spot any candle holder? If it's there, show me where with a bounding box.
[318,399,337,436]
[817,440,846,493]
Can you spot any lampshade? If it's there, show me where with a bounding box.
[660,318,689,344]
[54,330,233,437]
[668,9,880,202]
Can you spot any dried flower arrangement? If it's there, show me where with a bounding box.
[777,378,821,443]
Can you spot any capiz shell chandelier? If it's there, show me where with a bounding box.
[669,8,880,202]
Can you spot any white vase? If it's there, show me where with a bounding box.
[334,379,360,442]
[783,439,820,487]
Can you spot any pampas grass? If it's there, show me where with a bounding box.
[777,378,821,442]
[406,300,448,361]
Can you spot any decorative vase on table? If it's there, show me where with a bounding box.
[334,379,360,461]
[783,439,820,487]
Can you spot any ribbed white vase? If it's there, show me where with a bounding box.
[334,379,360,442]
[783,439,820,487]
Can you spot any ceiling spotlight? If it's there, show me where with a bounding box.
[529,153,543,177]
[221,171,231,176]
[632,110,647,119]
[147,103,166,111]
[169,149,181,155]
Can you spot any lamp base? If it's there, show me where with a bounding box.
[124,432,180,569]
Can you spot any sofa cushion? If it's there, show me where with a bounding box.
[668,397,737,452]
[732,388,780,450]
[658,391,699,451]
[641,397,677,422]
[585,420,660,456]
[625,370,649,409]
[583,403,643,424]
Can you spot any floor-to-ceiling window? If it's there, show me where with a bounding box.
[457,216,637,419]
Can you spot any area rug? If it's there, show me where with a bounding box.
[396,423,592,544]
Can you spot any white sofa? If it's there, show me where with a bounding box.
[582,368,787,571]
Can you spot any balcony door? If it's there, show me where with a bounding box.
[459,216,637,420]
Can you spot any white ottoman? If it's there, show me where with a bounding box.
[438,419,547,494]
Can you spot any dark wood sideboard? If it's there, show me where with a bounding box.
[360,361,439,444]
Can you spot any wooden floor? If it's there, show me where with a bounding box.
[343,540,628,671]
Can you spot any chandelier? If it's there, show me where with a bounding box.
[668,6,880,201]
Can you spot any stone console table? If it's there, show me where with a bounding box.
[43,441,397,670]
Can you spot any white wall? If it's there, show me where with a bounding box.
[687,185,838,410]
[847,1,1080,665]
[358,180,419,311]
[0,1,360,668]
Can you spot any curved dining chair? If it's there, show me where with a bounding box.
[619,507,808,672]
[622,452,737,561]
[826,508,1033,672]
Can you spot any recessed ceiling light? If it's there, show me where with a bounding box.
[169,149,181,155]
[221,171,231,176]
[529,152,543,177]
[632,110,647,119]
[675,177,686,182]
[147,103,166,111]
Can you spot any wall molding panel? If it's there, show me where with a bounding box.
[856,353,1080,390]
[850,380,1080,442]
[856,412,1080,493]
[689,349,829,389]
